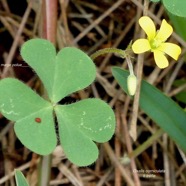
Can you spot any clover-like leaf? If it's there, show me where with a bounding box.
[0,39,116,166]
[0,78,56,155]
[54,99,115,166]
[21,39,96,103]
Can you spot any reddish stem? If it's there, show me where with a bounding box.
[39,1,58,185]
[42,0,57,44]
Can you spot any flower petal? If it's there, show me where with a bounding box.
[139,16,156,40]
[132,39,151,54]
[158,43,181,60]
[155,19,173,42]
[154,51,169,69]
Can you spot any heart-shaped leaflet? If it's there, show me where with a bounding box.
[55,99,115,166]
[20,39,96,103]
[0,78,56,155]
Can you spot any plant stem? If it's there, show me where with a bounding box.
[90,48,126,60]
[38,155,52,186]
[126,55,134,75]
[43,0,57,44]
[128,128,164,159]
[129,0,149,141]
[38,0,57,185]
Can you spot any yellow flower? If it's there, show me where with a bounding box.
[132,16,181,69]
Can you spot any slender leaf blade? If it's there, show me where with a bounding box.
[15,170,29,186]
[112,67,186,152]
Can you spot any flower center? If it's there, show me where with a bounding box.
[150,38,162,50]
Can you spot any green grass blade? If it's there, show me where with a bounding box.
[112,67,186,152]
[15,170,29,186]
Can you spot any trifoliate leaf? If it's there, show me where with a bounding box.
[0,39,115,166]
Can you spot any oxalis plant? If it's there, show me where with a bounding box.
[1,0,185,185]
[1,1,186,183]
[0,38,115,166]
